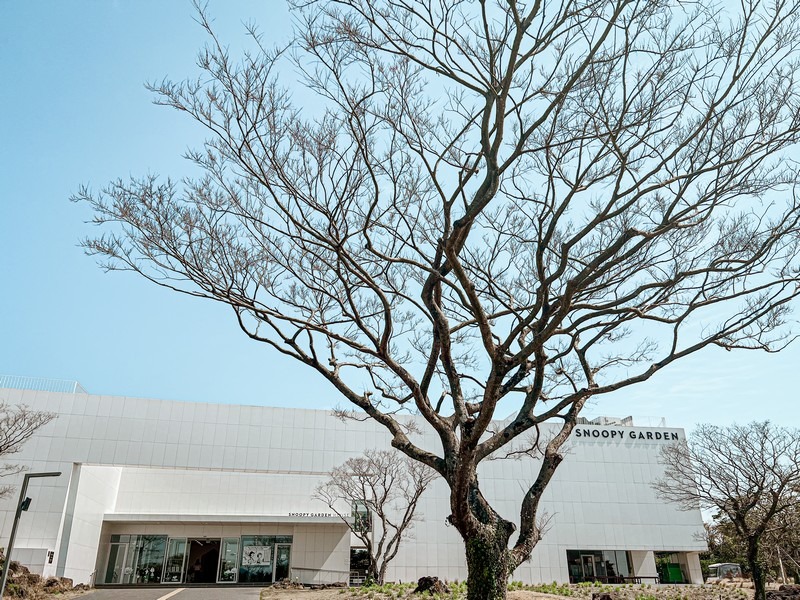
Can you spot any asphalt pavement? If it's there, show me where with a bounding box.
[85,588,264,600]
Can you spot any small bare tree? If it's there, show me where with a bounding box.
[77,0,800,596]
[314,449,436,584]
[655,422,800,600]
[0,403,56,498]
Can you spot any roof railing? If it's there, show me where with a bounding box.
[0,375,87,394]
[577,415,667,427]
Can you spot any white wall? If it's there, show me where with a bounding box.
[12,548,49,577]
[114,467,333,517]
[0,385,706,585]
[292,524,351,584]
[680,552,704,584]
[57,465,123,583]
[0,388,74,578]
[630,551,658,579]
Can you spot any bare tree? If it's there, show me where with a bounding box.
[314,449,436,584]
[769,505,800,583]
[76,0,800,596]
[654,422,800,600]
[0,404,56,498]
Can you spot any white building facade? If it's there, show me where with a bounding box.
[0,378,706,587]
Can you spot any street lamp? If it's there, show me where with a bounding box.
[0,472,61,598]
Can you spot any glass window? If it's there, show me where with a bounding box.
[104,544,127,584]
[128,535,167,584]
[163,538,187,584]
[616,551,631,577]
[239,535,274,583]
[594,553,608,578]
[105,535,167,584]
[238,535,293,583]
[218,538,239,583]
[350,547,370,573]
[352,502,372,533]
[566,550,631,583]
[602,551,617,577]
[110,534,130,543]
[274,545,291,582]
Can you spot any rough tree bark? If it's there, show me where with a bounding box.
[747,536,766,600]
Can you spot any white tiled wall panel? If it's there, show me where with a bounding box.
[0,386,706,585]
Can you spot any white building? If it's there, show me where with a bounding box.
[0,377,706,588]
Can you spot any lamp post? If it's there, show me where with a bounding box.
[0,472,61,598]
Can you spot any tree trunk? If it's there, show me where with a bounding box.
[367,562,379,585]
[747,537,766,600]
[465,522,515,600]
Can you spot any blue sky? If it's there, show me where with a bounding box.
[1,0,797,430]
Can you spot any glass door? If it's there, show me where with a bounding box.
[273,544,291,583]
[217,538,240,583]
[129,535,167,584]
[162,538,188,584]
[104,543,128,584]
[581,554,596,581]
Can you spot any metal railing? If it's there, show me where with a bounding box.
[289,566,350,586]
[0,375,87,394]
[577,415,667,427]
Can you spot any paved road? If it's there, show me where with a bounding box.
[85,588,264,600]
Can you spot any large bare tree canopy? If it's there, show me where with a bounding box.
[655,422,800,600]
[77,0,800,597]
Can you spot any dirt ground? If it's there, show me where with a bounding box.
[258,586,758,600]
[259,590,562,600]
[260,590,348,600]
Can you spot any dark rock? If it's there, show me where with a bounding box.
[9,561,28,575]
[5,583,30,598]
[43,576,70,592]
[272,580,304,589]
[593,593,619,600]
[766,587,800,600]
[19,573,41,587]
[414,576,451,595]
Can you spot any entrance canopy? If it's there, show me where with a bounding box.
[103,513,352,525]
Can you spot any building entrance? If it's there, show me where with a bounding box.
[185,539,221,584]
[100,532,295,585]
